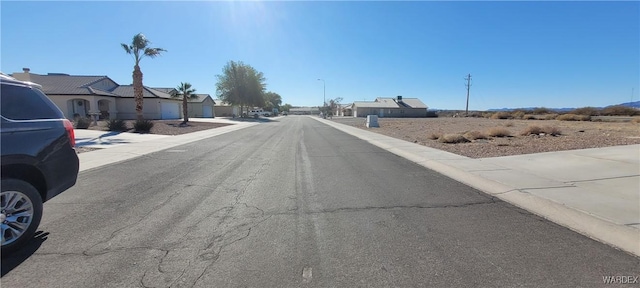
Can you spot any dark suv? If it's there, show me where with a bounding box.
[1,74,79,253]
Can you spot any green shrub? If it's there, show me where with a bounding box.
[556,114,591,121]
[438,134,470,144]
[487,127,511,137]
[74,117,92,129]
[106,119,127,131]
[134,119,154,133]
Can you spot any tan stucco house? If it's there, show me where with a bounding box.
[214,101,240,117]
[186,94,216,118]
[10,68,190,120]
[352,96,428,117]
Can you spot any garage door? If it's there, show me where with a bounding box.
[161,102,180,119]
[202,105,213,118]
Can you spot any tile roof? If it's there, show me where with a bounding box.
[352,97,428,109]
[187,94,215,103]
[110,85,175,99]
[24,73,119,96]
[151,87,176,94]
[400,98,428,109]
[353,100,399,108]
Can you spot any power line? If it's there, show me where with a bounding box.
[464,74,472,116]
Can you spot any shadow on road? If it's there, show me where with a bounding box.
[1,231,49,277]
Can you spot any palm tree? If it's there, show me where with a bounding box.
[121,33,166,120]
[171,82,198,124]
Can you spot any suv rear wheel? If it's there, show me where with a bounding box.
[1,179,43,253]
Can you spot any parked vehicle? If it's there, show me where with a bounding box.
[1,74,79,253]
[248,109,265,118]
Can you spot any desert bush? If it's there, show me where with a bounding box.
[487,127,511,137]
[520,125,561,136]
[74,117,91,129]
[428,132,443,140]
[520,125,543,136]
[571,107,600,116]
[556,114,591,121]
[600,105,639,116]
[438,134,470,144]
[491,112,512,119]
[523,114,536,120]
[631,117,640,124]
[511,110,526,119]
[543,126,562,136]
[106,119,127,131]
[482,112,494,119]
[543,114,559,120]
[134,119,154,133]
[463,131,487,140]
[532,107,552,115]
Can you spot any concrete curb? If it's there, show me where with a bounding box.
[311,116,640,257]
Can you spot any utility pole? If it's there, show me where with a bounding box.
[465,73,472,116]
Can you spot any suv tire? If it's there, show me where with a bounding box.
[1,179,43,254]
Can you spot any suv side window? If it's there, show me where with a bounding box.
[1,84,62,120]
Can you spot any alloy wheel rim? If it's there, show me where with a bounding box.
[1,191,34,246]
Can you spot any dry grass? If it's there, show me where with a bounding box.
[438,134,470,144]
[428,132,443,140]
[556,114,591,121]
[521,125,562,136]
[504,122,515,127]
[463,131,487,140]
[487,127,512,137]
[511,111,526,119]
[631,117,640,124]
[490,112,512,119]
[523,114,536,120]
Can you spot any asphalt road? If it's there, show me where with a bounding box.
[2,116,638,287]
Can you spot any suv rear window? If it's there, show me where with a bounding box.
[1,84,63,120]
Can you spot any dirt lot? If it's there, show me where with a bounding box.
[331,117,640,158]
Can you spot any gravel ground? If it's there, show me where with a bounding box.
[331,117,640,158]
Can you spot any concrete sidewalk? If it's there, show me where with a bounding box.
[74,118,260,172]
[311,116,640,257]
[73,115,639,256]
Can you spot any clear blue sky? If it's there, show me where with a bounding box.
[2,1,638,110]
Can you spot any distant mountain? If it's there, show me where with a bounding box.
[617,101,640,108]
[488,101,640,112]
